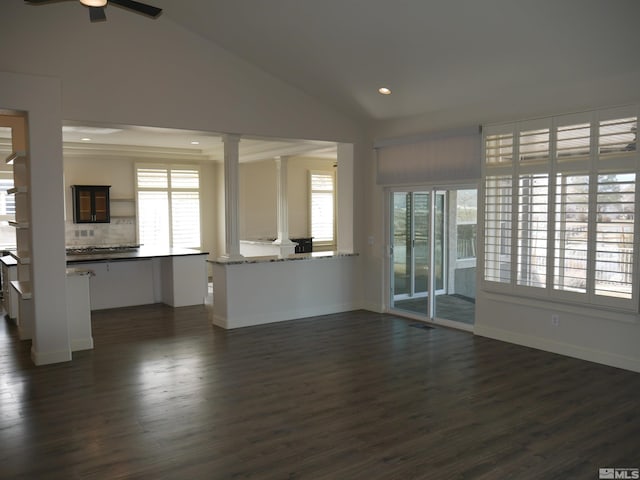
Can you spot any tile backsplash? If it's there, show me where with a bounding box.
[65,217,137,247]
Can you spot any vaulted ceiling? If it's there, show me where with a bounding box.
[153,0,640,123]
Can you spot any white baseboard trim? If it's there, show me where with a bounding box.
[474,324,640,373]
[70,337,94,352]
[361,301,384,313]
[31,347,72,366]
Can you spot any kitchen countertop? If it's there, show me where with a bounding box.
[66,246,208,264]
[210,251,358,265]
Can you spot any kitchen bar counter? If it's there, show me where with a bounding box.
[66,247,209,310]
[210,251,357,265]
[210,251,361,329]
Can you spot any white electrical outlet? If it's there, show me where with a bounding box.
[551,314,560,326]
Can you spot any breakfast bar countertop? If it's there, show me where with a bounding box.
[209,251,358,265]
[66,246,208,264]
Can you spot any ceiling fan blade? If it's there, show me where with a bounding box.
[89,6,106,22]
[108,0,162,18]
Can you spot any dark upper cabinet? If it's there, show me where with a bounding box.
[72,185,111,223]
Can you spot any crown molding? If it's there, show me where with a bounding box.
[63,142,215,162]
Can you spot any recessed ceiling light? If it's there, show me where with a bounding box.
[378,87,392,95]
[81,137,92,142]
[190,141,200,145]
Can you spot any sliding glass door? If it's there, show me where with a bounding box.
[390,187,477,326]
[391,192,431,311]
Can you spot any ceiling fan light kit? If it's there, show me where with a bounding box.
[25,0,162,22]
[80,0,107,7]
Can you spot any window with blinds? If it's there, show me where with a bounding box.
[554,174,589,294]
[136,165,201,249]
[557,122,591,161]
[519,128,549,164]
[485,132,513,166]
[517,174,548,288]
[0,172,16,249]
[310,171,335,244]
[482,105,639,311]
[594,173,635,299]
[483,175,512,283]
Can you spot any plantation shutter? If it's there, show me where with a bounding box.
[483,175,513,284]
[482,104,639,311]
[553,173,589,294]
[136,165,201,249]
[310,171,335,243]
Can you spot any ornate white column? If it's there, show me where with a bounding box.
[219,134,244,260]
[272,156,296,254]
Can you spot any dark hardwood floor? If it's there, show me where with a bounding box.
[1,305,639,479]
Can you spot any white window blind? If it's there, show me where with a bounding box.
[0,175,15,217]
[594,173,635,299]
[376,127,481,185]
[517,174,548,288]
[0,172,15,250]
[483,175,512,283]
[310,171,335,244]
[557,122,591,161]
[482,105,639,311]
[599,117,637,157]
[485,132,514,166]
[519,128,550,164]
[136,165,201,249]
[554,174,589,294]
[138,190,169,249]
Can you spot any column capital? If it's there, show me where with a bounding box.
[222,133,241,145]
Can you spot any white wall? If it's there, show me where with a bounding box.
[0,3,361,143]
[239,157,336,241]
[475,295,640,372]
[239,160,276,240]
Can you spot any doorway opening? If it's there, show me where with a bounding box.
[389,187,477,327]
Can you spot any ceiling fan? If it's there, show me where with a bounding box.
[24,0,162,23]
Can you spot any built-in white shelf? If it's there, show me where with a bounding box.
[5,150,27,165]
[7,186,28,195]
[10,280,32,300]
[9,251,31,265]
[9,220,30,229]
